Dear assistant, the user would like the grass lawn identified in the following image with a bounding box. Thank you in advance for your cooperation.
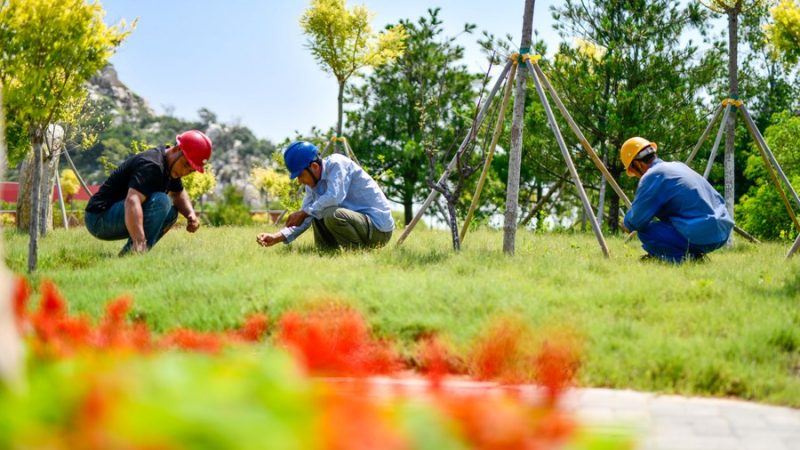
[4,225,800,407]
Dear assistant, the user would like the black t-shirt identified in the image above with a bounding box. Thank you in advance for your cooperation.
[85,147,184,213]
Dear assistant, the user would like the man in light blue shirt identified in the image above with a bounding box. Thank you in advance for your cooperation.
[257,141,394,250]
[620,136,734,263]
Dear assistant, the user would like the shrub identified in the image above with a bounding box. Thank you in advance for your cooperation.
[204,186,253,226]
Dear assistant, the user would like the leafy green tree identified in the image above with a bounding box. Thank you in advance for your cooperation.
[548,0,719,232]
[0,0,132,272]
[346,8,479,225]
[736,111,800,239]
[300,0,406,139]
[699,1,776,229]
[182,169,217,202]
[765,0,800,65]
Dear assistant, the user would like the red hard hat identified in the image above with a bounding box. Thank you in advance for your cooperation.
[176,130,212,173]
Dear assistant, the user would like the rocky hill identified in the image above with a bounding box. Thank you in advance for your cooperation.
[72,64,277,205]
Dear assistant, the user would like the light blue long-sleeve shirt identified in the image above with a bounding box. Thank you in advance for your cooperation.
[623,158,733,246]
[280,154,395,243]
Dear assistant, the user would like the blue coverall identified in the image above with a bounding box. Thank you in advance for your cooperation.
[623,159,734,263]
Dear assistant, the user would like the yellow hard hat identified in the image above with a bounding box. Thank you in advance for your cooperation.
[620,137,657,176]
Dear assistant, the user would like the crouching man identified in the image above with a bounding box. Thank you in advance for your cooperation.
[620,136,733,263]
[85,130,212,255]
[257,141,394,250]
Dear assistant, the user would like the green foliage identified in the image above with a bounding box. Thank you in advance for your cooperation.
[182,167,217,201]
[549,0,719,230]
[204,186,253,227]
[736,111,800,239]
[299,0,406,84]
[250,166,301,211]
[4,228,800,406]
[345,8,479,225]
[299,0,406,135]
[765,0,800,65]
[0,0,134,146]
[59,169,80,198]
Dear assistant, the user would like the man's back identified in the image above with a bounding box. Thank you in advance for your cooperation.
[628,159,733,245]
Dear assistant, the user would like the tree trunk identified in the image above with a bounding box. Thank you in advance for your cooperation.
[596,150,607,225]
[27,130,44,273]
[16,124,64,236]
[336,80,345,153]
[608,163,622,233]
[403,182,414,225]
[724,7,739,246]
[502,0,536,255]
[0,83,24,385]
[38,154,58,236]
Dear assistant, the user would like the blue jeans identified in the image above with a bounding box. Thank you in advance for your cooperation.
[637,221,726,263]
[85,192,178,254]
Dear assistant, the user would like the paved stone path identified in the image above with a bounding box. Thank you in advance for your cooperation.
[562,388,800,450]
[327,377,800,450]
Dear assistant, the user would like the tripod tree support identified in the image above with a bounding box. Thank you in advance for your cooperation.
[703,103,733,179]
[740,104,800,236]
[686,104,723,166]
[395,60,513,247]
[527,56,609,258]
[530,61,631,210]
[460,61,518,244]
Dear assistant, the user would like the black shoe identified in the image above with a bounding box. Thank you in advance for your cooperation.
[688,253,709,263]
[639,254,659,262]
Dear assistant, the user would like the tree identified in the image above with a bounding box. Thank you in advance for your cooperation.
[0,0,133,272]
[736,111,800,238]
[699,1,772,238]
[549,0,719,232]
[345,8,479,225]
[765,0,800,65]
[0,80,24,385]
[299,0,406,140]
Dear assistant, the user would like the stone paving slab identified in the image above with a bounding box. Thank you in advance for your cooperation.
[559,389,800,450]
[323,377,800,450]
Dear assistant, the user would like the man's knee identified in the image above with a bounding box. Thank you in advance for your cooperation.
[321,207,352,228]
[143,192,172,215]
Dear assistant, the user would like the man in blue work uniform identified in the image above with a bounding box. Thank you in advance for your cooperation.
[256,141,394,250]
[620,136,734,263]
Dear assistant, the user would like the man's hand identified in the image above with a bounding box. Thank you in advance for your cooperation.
[256,232,285,247]
[285,211,309,227]
[132,240,148,253]
[186,213,200,233]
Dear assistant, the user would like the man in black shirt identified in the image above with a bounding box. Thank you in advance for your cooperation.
[85,130,212,255]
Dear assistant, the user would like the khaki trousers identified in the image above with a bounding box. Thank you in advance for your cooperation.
[312,207,392,250]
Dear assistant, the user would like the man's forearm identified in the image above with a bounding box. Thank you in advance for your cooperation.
[171,191,195,218]
[124,197,146,246]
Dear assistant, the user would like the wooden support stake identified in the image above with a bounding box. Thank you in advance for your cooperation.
[703,105,731,179]
[460,63,518,243]
[531,61,632,210]
[528,65,609,257]
[740,105,800,232]
[395,60,513,246]
[686,104,724,165]
[53,165,68,230]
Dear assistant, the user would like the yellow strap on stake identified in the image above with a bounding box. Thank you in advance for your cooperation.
[722,98,743,108]
[526,54,542,65]
[509,52,520,65]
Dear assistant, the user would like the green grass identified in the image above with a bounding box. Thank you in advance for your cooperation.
[4,225,800,406]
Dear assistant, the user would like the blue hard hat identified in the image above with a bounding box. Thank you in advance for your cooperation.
[284,141,319,179]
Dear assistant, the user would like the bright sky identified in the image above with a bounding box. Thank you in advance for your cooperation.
[100,0,562,143]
